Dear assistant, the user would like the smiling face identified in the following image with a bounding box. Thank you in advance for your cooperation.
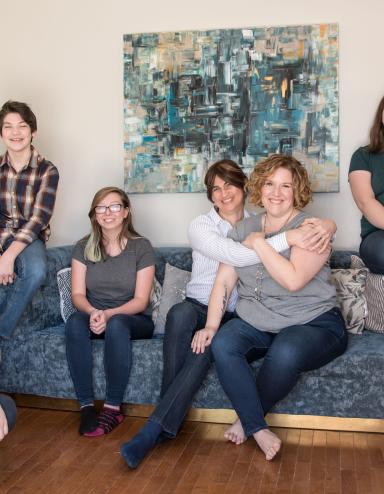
[1,112,35,155]
[211,175,245,218]
[94,192,128,233]
[261,167,295,218]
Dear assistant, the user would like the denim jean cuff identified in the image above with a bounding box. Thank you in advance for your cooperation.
[245,423,269,437]
[149,415,177,438]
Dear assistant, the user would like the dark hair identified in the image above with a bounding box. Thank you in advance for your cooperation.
[204,159,248,203]
[85,186,141,262]
[368,96,384,153]
[247,154,312,209]
[0,100,37,136]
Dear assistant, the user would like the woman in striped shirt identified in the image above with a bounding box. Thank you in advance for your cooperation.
[121,159,334,469]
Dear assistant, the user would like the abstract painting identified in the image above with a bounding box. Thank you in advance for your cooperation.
[123,24,339,193]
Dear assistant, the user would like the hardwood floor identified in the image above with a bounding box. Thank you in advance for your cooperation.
[1,408,384,493]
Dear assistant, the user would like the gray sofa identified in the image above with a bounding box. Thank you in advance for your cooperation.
[1,245,383,430]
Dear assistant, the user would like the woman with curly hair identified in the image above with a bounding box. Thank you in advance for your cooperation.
[192,155,347,460]
[120,158,337,469]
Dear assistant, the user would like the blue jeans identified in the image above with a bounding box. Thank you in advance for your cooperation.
[65,311,154,407]
[151,298,233,436]
[360,230,384,274]
[211,308,348,437]
[0,239,47,338]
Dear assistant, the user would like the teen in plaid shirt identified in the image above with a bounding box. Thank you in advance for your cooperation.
[0,101,59,338]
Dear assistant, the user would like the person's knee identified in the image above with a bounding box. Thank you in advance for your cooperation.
[164,302,196,337]
[25,255,47,286]
[211,331,233,360]
[360,232,384,273]
[265,341,302,373]
[107,314,132,339]
[65,312,88,340]
[31,263,47,286]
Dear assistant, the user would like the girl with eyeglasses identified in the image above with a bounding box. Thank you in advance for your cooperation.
[65,186,155,436]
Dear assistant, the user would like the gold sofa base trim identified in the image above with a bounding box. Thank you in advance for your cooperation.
[12,394,384,433]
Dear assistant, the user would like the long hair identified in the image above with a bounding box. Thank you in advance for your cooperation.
[84,186,141,262]
[247,154,312,209]
[368,96,384,153]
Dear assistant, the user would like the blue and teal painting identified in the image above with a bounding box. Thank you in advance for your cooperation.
[123,24,339,193]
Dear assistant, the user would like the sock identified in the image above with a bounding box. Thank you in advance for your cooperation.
[84,406,124,437]
[79,405,98,435]
[120,420,163,469]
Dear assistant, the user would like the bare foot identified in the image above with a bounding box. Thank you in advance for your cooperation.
[224,419,247,445]
[253,428,282,460]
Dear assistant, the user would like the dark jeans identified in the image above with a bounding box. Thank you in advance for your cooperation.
[151,298,233,436]
[0,238,47,338]
[211,308,348,437]
[360,230,384,274]
[65,311,154,407]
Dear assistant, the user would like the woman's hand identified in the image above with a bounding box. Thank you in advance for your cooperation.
[191,327,217,354]
[242,231,265,250]
[287,218,335,254]
[89,309,107,334]
[0,253,16,286]
[0,406,9,441]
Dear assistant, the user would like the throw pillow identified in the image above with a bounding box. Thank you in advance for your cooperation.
[350,255,384,333]
[57,267,76,323]
[331,267,368,334]
[153,263,191,336]
[150,277,163,324]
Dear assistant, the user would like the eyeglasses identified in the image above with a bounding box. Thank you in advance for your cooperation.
[94,203,124,214]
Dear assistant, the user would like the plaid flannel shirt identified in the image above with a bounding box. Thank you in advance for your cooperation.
[0,147,59,250]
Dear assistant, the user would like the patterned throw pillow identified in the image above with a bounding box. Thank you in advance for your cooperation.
[350,255,384,333]
[330,267,368,334]
[57,267,163,325]
[57,267,76,323]
[150,277,163,325]
[153,263,191,336]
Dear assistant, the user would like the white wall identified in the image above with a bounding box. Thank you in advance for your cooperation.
[1,0,383,249]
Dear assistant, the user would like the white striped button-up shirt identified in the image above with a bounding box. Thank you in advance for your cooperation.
[186,207,289,311]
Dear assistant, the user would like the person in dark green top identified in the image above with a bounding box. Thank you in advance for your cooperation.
[349,95,384,273]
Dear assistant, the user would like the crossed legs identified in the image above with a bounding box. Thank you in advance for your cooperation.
[212,309,347,460]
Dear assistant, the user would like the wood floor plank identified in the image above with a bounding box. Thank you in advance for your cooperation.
[2,408,384,494]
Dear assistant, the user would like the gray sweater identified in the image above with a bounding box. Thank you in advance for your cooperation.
[228,211,336,332]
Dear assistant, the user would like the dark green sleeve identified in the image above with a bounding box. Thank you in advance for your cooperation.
[349,147,371,174]
[136,238,156,271]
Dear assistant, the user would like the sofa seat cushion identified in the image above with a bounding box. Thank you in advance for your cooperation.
[2,327,384,420]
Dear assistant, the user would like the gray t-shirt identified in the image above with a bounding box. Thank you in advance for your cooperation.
[228,211,336,332]
[72,236,155,315]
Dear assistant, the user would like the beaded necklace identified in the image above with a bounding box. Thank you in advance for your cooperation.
[254,209,295,301]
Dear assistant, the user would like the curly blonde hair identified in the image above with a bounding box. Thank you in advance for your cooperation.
[247,154,312,209]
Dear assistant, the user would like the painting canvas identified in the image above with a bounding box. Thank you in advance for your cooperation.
[123,24,339,193]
